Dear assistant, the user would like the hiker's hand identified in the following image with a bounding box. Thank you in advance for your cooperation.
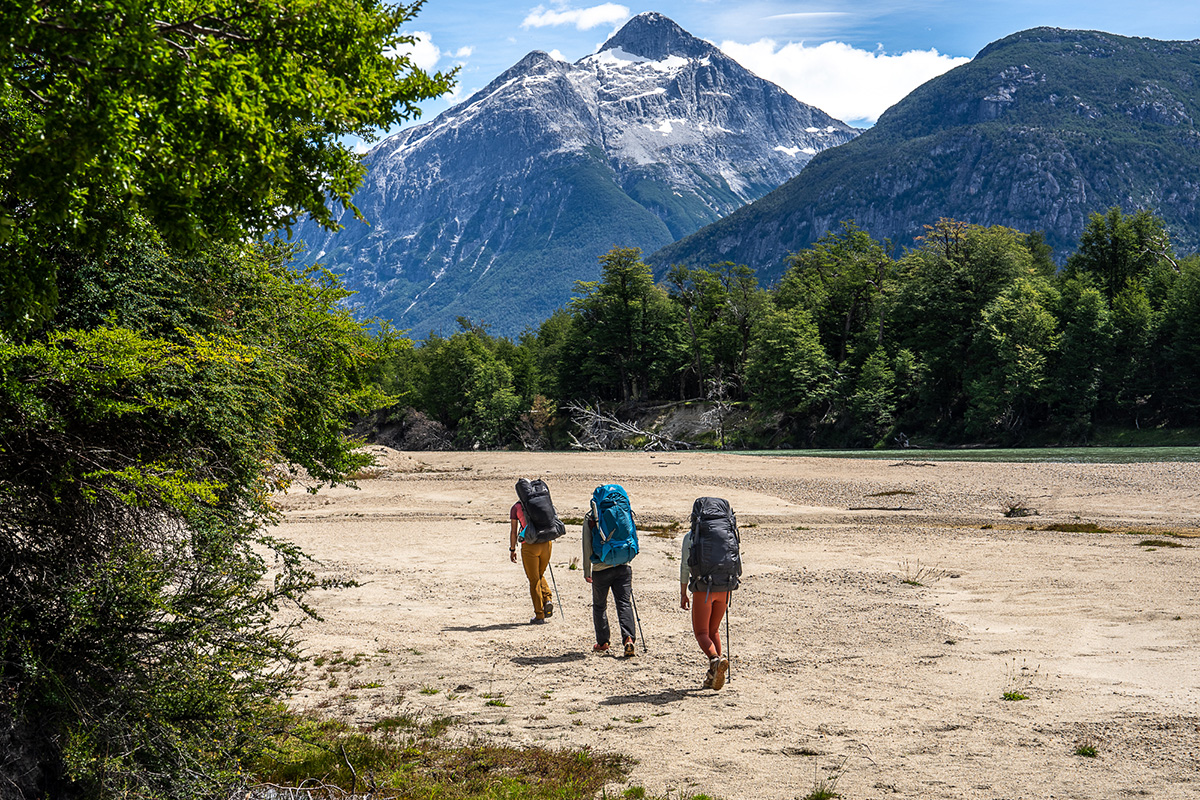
[509,550,517,563]
[585,576,593,584]
[680,593,689,610]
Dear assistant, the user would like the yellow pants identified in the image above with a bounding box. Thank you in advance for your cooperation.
[520,540,553,618]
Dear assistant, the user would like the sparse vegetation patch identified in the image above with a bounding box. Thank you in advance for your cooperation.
[249,710,630,798]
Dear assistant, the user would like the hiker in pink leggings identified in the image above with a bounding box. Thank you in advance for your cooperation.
[679,528,730,690]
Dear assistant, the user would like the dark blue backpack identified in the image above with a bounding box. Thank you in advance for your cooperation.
[589,484,639,566]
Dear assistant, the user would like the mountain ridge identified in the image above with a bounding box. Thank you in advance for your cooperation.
[291,12,856,336]
[650,26,1200,283]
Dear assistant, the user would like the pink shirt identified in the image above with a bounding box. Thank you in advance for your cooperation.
[510,501,526,528]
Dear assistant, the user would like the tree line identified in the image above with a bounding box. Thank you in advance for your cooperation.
[377,208,1200,449]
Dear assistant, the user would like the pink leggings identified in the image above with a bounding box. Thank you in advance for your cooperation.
[690,589,729,658]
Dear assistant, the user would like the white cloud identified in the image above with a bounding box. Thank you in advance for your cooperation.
[548,49,569,62]
[391,31,472,74]
[522,3,630,30]
[718,38,969,126]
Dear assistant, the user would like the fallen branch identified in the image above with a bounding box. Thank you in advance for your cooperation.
[564,403,695,451]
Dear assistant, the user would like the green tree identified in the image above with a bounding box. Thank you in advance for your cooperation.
[777,221,893,367]
[1049,274,1111,438]
[419,329,521,447]
[745,303,834,415]
[1066,207,1176,301]
[1,0,455,333]
[964,277,1061,439]
[1102,281,1158,422]
[531,309,573,403]
[847,347,899,444]
[1,237,391,798]
[563,247,683,403]
[1158,256,1200,423]
[666,261,765,398]
[1,0,450,793]
[887,219,1039,431]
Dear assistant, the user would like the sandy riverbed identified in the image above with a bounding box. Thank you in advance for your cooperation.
[275,449,1200,800]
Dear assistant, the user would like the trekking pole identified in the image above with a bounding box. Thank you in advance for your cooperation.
[547,562,564,619]
[725,597,732,682]
[630,588,647,652]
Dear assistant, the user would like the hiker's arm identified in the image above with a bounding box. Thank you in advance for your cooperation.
[509,518,519,563]
[582,514,594,582]
[680,583,689,610]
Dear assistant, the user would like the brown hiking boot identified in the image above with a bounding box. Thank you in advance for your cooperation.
[624,640,635,658]
[703,656,718,689]
[711,655,729,690]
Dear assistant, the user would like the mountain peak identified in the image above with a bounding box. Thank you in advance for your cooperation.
[600,12,714,60]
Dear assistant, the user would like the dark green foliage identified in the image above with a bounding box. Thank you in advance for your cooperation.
[1,2,448,795]
[1159,256,1200,422]
[560,248,686,403]
[745,303,833,414]
[419,325,523,447]
[667,261,767,399]
[379,208,1200,449]
[777,222,892,367]
[1,238,391,798]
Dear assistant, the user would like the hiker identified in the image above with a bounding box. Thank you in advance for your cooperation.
[510,478,566,624]
[680,497,742,690]
[583,484,640,658]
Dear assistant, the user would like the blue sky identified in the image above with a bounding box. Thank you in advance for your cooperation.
[389,0,1200,134]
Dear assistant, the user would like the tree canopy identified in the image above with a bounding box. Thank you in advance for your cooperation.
[375,209,1200,450]
[1,0,454,334]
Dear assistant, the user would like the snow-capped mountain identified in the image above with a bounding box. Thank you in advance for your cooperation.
[293,12,857,336]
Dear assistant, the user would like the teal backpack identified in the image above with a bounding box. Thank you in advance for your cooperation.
[589,484,639,566]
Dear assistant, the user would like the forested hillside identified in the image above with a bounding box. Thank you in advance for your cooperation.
[651,27,1200,284]
[371,209,1200,449]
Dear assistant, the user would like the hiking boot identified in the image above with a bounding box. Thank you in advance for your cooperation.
[544,602,554,618]
[593,642,610,652]
[530,617,546,625]
[624,640,636,658]
[711,655,729,690]
[703,657,718,689]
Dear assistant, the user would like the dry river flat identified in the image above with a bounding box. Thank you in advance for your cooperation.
[275,449,1200,800]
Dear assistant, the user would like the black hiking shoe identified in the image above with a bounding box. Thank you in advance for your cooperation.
[544,602,554,618]
[624,640,635,658]
[530,617,546,625]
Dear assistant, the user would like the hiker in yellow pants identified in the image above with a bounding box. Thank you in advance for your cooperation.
[510,500,553,623]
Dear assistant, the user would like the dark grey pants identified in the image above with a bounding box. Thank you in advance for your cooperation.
[591,564,635,645]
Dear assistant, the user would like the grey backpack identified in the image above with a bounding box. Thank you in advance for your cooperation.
[687,496,741,592]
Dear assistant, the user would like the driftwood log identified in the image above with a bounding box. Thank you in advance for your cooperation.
[564,403,695,451]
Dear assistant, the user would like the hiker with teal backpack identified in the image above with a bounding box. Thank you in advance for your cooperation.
[680,497,741,690]
[583,484,641,658]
